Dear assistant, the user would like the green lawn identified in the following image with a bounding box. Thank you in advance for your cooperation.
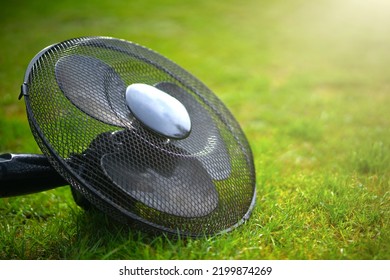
[0,0,389,259]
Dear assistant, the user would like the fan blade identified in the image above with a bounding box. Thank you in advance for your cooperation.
[100,148,219,218]
[155,82,231,180]
[55,54,129,127]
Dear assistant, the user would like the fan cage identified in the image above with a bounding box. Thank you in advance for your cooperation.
[23,36,256,236]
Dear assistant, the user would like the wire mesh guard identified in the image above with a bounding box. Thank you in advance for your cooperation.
[22,37,256,236]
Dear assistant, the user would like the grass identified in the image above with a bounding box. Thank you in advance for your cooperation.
[0,0,389,259]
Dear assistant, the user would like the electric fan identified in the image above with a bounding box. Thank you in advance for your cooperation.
[0,37,256,236]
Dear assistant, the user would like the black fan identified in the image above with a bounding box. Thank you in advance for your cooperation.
[0,37,256,237]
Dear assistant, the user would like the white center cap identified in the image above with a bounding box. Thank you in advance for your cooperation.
[125,83,191,139]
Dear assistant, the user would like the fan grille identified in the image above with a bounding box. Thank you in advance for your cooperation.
[24,37,256,236]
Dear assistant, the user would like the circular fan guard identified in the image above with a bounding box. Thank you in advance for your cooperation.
[22,36,256,236]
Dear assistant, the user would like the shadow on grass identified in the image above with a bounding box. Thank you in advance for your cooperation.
[0,200,190,260]
[58,208,189,260]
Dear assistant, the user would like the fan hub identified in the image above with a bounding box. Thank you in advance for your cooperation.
[125,83,191,139]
